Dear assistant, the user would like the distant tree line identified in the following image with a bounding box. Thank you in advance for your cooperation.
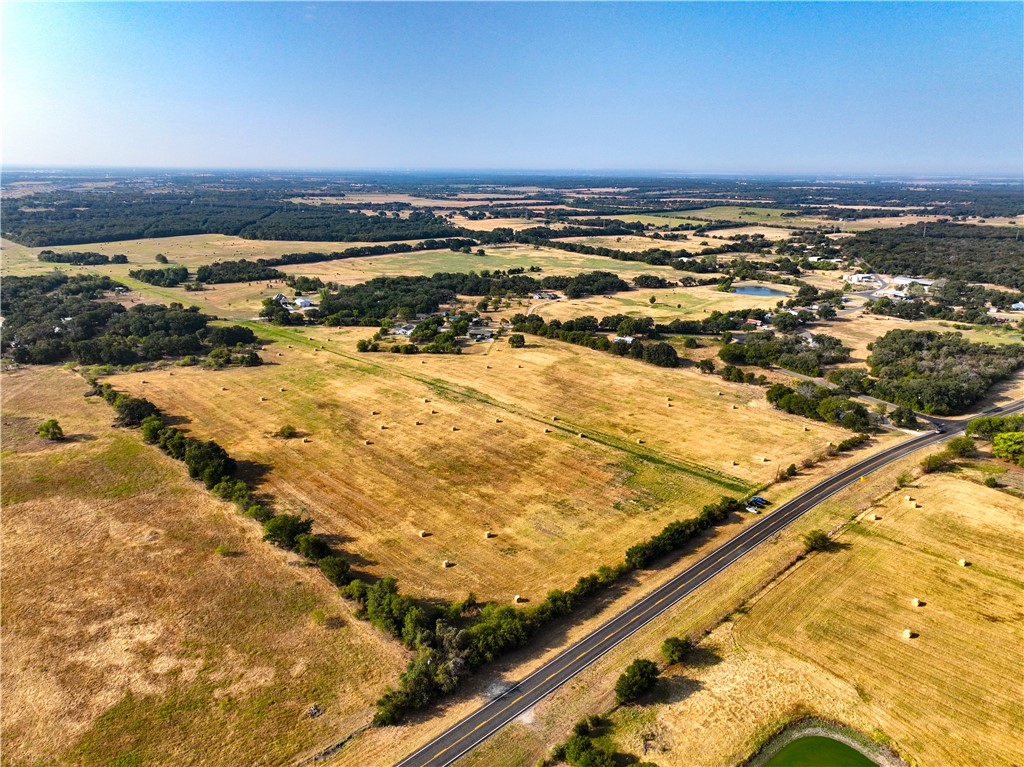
[510,313,681,368]
[719,330,852,377]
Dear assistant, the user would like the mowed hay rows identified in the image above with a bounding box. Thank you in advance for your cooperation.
[100,330,846,603]
[0,366,404,767]
[734,474,1024,767]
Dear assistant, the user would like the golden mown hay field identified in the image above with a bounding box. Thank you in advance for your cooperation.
[0,366,404,767]
[450,216,551,231]
[703,225,797,240]
[442,456,1023,767]
[104,327,851,605]
[532,283,791,325]
[555,234,705,253]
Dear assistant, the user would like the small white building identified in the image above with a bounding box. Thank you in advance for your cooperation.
[611,335,635,344]
[532,291,559,301]
[1011,301,1024,311]
[892,276,934,288]
[395,324,417,337]
[293,297,314,308]
[845,274,877,284]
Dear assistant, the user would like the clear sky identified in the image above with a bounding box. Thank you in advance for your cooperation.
[2,2,1021,175]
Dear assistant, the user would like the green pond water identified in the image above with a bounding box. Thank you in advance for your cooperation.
[764,735,878,767]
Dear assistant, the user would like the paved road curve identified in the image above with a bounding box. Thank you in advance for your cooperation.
[396,400,1024,767]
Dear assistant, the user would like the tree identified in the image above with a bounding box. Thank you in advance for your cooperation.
[920,451,951,473]
[649,295,657,305]
[614,658,660,704]
[697,358,715,374]
[660,636,692,665]
[262,514,313,550]
[295,533,331,561]
[276,424,299,439]
[946,436,977,458]
[993,432,1024,466]
[36,419,64,440]
[802,529,831,553]
[890,404,917,427]
[508,333,525,348]
[319,555,352,586]
[155,254,168,264]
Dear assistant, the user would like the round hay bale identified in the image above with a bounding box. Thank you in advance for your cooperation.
[904,495,912,501]
[141,380,148,384]
[902,628,913,639]
[278,352,284,357]
[486,365,491,369]
[280,388,286,392]
[495,418,502,423]
[421,360,426,365]
[518,365,523,368]
[308,337,314,341]
[513,594,522,604]
[431,409,438,414]
[637,438,644,444]
[578,433,586,439]
[418,530,428,538]
[552,416,559,421]
[732,404,738,409]
[415,421,423,426]
[260,396,267,402]
[451,426,458,432]
[379,425,386,430]
[804,426,810,431]
[667,403,673,407]
[442,559,452,568]
[958,558,968,567]
[221,386,227,391]
[484,530,494,539]
[363,440,372,445]
[732,460,738,466]
[911,597,921,607]
[717,392,723,396]
[371,410,380,415]
[866,513,876,521]
[302,438,311,443]
[424,398,430,403]
[544,428,552,433]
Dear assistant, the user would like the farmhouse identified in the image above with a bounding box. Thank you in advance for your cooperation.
[845,274,877,285]
[272,293,289,304]
[878,288,910,301]
[611,335,635,344]
[467,327,494,341]
[1011,301,1024,311]
[744,318,763,327]
[395,324,417,337]
[532,291,559,300]
[293,297,314,308]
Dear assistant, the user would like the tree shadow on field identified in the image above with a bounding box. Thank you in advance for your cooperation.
[162,413,192,427]
[319,533,378,569]
[234,459,272,485]
[656,674,704,705]
[686,644,724,669]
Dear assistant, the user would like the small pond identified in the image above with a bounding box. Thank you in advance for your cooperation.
[733,285,789,297]
[764,735,878,767]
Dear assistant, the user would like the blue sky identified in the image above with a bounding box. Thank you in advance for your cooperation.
[2,2,1021,175]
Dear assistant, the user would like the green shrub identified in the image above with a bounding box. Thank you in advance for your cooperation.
[803,529,831,552]
[614,658,660,705]
[36,419,64,440]
[660,636,692,665]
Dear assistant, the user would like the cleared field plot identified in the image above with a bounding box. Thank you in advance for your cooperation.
[104,327,848,605]
[684,206,823,228]
[582,214,708,228]
[533,283,791,325]
[0,366,403,767]
[703,225,798,241]
[0,234,427,276]
[450,216,548,232]
[557,234,706,253]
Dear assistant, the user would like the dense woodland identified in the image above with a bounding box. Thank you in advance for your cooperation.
[1,273,261,366]
[843,223,1024,291]
[864,329,1024,414]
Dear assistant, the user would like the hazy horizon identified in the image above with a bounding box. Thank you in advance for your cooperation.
[3,2,1022,176]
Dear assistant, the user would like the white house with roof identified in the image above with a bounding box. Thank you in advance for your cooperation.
[611,335,635,344]
[1011,301,1024,311]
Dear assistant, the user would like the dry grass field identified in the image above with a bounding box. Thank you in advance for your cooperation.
[450,216,551,231]
[556,234,707,253]
[1,366,405,767]
[103,326,850,605]
[682,206,821,228]
[437,454,1024,767]
[533,283,792,325]
[582,214,708,228]
[703,225,797,240]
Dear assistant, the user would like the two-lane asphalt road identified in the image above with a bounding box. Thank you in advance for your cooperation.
[395,399,1024,767]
